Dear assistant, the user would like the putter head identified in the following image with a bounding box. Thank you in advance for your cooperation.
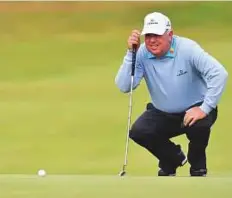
[119,170,126,177]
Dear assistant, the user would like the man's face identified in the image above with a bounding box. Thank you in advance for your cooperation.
[144,30,173,57]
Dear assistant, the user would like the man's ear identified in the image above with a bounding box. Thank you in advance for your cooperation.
[168,30,173,37]
[168,30,173,42]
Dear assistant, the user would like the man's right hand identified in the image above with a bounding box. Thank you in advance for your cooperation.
[127,30,141,51]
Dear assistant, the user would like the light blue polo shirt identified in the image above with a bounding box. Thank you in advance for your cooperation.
[115,35,228,114]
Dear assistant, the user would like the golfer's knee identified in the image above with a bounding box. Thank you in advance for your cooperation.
[129,122,143,142]
[129,122,157,145]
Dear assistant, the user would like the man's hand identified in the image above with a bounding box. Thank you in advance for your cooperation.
[128,30,141,51]
[183,107,207,127]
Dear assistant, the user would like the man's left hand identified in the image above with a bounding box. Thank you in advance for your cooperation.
[183,107,207,127]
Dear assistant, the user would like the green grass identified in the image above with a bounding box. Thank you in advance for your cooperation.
[1,175,232,198]
[0,1,231,178]
[0,175,232,198]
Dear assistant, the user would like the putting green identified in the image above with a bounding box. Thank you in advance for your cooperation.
[0,175,232,198]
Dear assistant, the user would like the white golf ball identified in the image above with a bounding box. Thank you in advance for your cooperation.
[37,169,46,177]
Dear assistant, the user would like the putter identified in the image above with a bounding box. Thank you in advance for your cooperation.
[119,44,137,177]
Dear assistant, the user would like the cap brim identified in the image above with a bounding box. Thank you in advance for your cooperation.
[141,27,166,36]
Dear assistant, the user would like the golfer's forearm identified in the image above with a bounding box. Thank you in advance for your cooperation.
[190,42,229,114]
[197,54,228,114]
[115,70,131,93]
[200,68,228,114]
[115,63,133,93]
[115,51,142,93]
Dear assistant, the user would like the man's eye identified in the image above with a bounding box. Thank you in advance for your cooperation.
[146,34,159,38]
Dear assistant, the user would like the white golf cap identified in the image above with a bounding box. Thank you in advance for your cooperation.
[141,12,172,35]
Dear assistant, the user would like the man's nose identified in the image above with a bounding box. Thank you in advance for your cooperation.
[149,36,157,42]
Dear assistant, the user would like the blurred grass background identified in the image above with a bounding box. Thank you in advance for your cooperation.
[0,1,231,176]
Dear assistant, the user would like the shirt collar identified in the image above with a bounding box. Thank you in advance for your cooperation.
[146,36,176,59]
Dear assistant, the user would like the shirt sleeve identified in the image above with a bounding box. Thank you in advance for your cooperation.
[115,50,144,93]
[190,42,228,114]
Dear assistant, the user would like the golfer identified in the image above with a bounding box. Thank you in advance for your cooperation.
[115,12,228,176]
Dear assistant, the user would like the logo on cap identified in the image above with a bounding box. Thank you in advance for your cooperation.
[147,18,158,25]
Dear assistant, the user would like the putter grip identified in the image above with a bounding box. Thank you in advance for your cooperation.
[131,44,137,76]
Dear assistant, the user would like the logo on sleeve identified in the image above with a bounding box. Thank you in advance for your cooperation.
[177,70,188,76]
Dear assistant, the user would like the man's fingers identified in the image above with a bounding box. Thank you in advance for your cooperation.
[132,32,140,37]
[183,107,205,127]
[128,30,141,50]
[129,36,139,43]
[183,114,188,125]
[189,118,197,127]
[128,37,140,49]
[132,30,141,36]
[184,115,194,126]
